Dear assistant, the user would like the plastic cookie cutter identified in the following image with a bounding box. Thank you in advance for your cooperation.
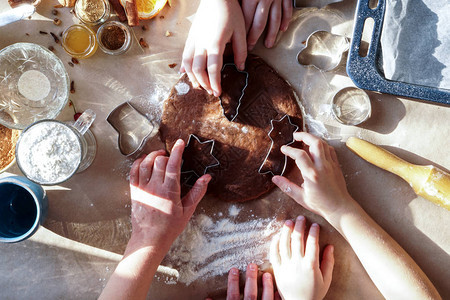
[107,101,157,156]
[297,30,350,72]
[259,115,299,176]
[219,63,249,122]
[181,134,220,179]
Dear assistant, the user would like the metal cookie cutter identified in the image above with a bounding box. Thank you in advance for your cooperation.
[297,30,350,72]
[219,63,249,122]
[259,115,299,176]
[181,134,220,179]
[107,101,157,156]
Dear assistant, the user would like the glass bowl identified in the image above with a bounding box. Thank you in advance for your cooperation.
[0,43,70,130]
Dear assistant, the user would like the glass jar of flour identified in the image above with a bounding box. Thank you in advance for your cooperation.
[15,110,97,185]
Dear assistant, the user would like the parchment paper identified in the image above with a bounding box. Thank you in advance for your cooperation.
[381,0,450,90]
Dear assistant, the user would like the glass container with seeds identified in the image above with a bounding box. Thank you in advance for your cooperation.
[62,24,98,59]
[75,0,110,26]
[96,21,131,55]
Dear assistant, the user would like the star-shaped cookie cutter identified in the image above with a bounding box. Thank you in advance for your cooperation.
[219,63,249,122]
[181,134,220,179]
[258,115,300,176]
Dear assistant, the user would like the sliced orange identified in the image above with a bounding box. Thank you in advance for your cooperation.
[120,0,167,20]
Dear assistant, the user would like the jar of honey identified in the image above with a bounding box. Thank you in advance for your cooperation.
[61,24,98,59]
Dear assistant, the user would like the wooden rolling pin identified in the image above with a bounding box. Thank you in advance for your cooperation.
[346,137,450,210]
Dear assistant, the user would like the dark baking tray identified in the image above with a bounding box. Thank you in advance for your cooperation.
[346,0,450,105]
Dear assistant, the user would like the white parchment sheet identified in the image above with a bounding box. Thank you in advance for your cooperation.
[380,0,450,90]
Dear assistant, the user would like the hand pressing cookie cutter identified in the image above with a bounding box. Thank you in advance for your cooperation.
[258,115,299,176]
[219,63,249,122]
[181,134,220,179]
[107,101,156,156]
[297,30,350,72]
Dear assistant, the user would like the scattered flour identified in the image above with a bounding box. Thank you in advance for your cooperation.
[304,114,330,139]
[17,121,81,184]
[163,213,282,285]
[175,82,190,95]
[228,205,241,217]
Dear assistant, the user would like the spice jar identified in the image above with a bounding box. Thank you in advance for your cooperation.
[62,24,98,59]
[97,21,131,55]
[75,0,110,26]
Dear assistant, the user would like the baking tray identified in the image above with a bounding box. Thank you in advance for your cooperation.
[346,0,450,105]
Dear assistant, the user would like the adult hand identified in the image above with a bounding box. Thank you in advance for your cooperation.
[270,216,334,300]
[206,263,279,300]
[242,0,293,50]
[129,139,211,252]
[181,0,247,97]
[272,132,354,220]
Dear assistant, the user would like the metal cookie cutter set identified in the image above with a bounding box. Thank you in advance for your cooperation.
[107,101,158,156]
[259,115,299,176]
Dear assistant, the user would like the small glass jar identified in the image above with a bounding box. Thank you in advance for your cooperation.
[97,21,132,55]
[62,24,98,59]
[331,87,371,126]
[75,0,110,26]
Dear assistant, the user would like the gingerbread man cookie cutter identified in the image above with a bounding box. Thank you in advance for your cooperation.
[219,63,249,122]
[258,115,300,176]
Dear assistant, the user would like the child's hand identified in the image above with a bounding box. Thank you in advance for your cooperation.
[181,0,247,97]
[272,132,355,220]
[270,216,334,300]
[241,0,293,50]
[206,263,278,300]
[128,139,211,252]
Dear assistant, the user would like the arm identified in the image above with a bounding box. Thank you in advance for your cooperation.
[272,132,442,300]
[99,140,211,300]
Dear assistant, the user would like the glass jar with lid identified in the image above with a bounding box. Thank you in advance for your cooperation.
[75,0,110,26]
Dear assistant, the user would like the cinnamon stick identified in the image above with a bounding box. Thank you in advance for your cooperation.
[125,0,139,26]
[108,0,127,22]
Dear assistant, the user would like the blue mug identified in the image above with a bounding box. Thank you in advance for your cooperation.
[0,176,48,243]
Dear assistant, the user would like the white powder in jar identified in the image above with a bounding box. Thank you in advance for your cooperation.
[17,70,51,101]
[17,121,82,184]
